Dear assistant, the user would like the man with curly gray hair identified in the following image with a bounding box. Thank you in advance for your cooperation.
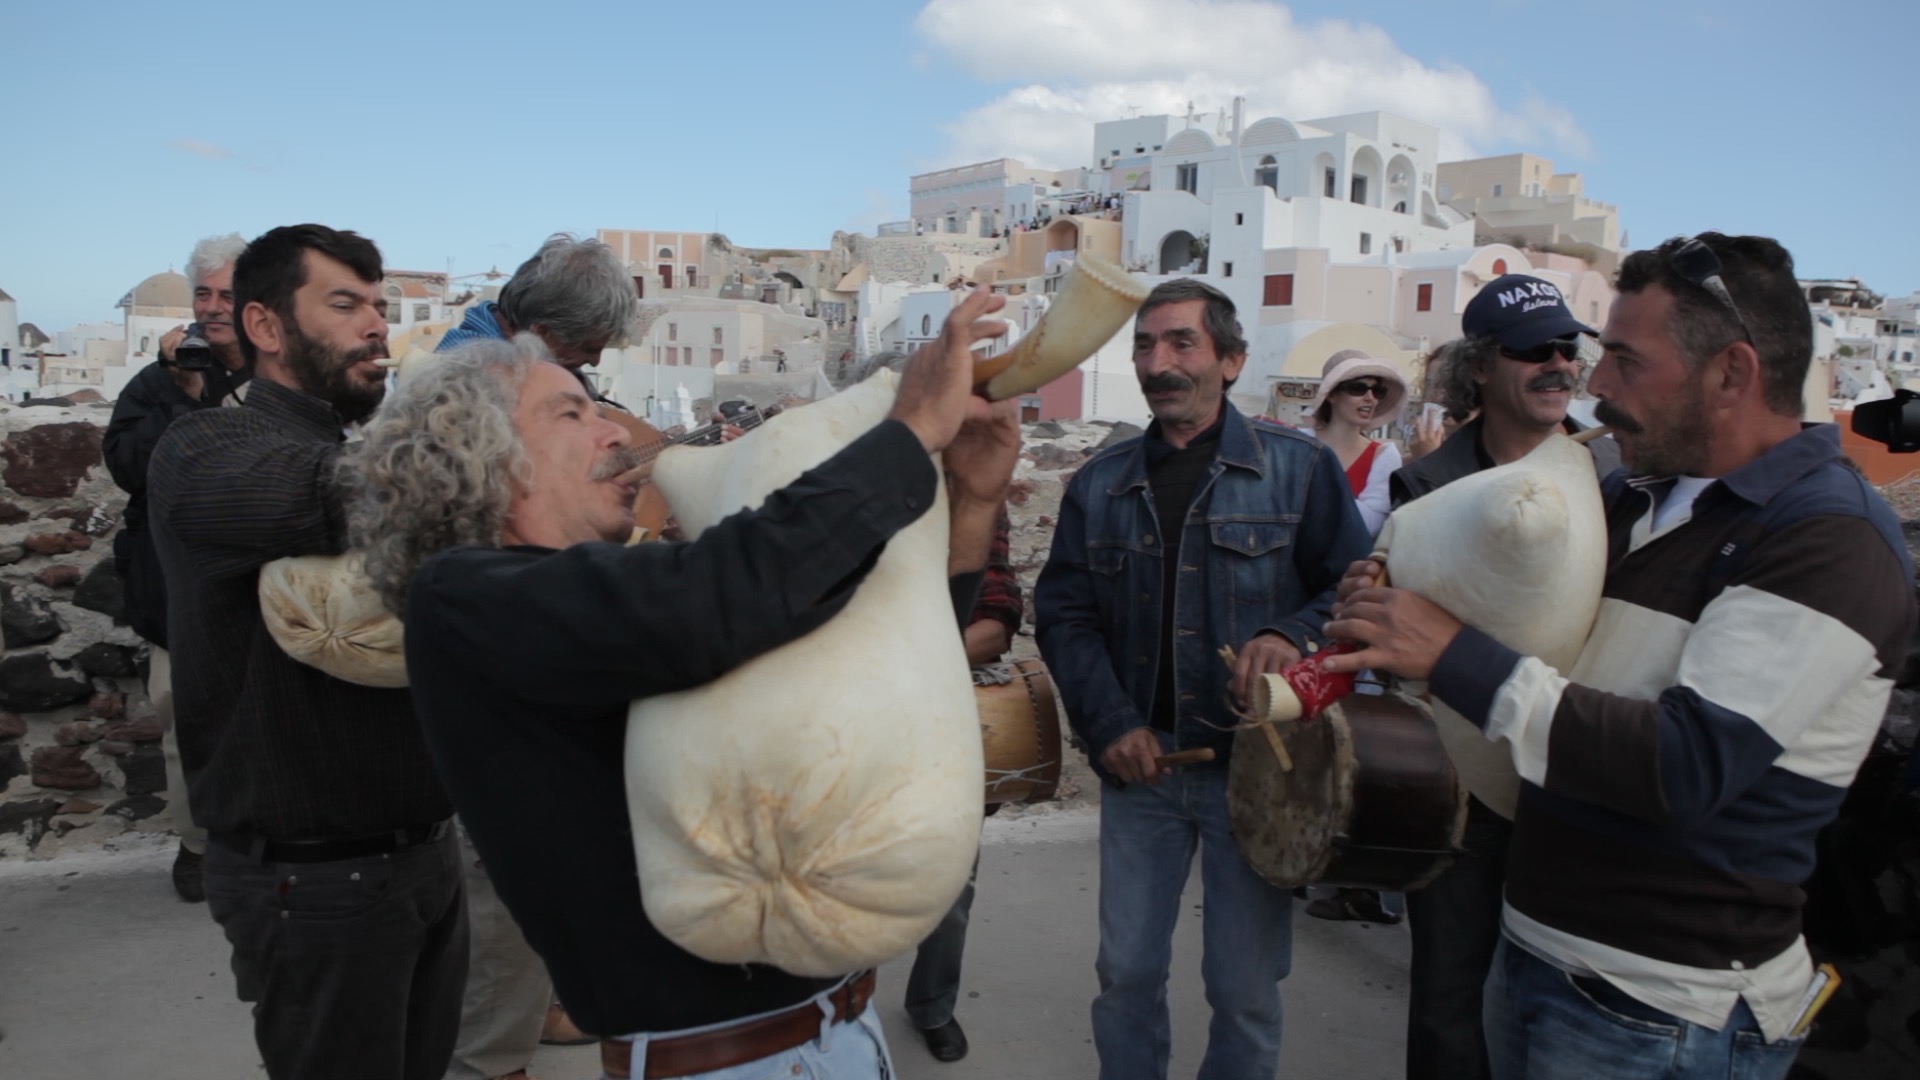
[421,233,644,1075]
[345,291,1019,1079]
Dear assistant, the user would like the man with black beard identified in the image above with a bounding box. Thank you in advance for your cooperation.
[148,225,467,1080]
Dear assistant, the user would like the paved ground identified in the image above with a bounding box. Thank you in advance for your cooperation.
[0,808,1409,1079]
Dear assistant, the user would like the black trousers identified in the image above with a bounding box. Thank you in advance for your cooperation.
[905,855,980,1030]
[204,827,469,1080]
[1405,797,1512,1080]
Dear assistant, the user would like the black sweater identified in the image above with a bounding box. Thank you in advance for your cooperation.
[404,418,980,1036]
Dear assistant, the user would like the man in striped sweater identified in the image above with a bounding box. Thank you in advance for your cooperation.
[1326,232,1914,1080]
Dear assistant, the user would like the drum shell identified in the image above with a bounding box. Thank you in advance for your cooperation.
[1227,692,1467,891]
[976,660,1064,805]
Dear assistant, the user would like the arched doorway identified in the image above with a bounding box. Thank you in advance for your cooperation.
[1158,230,1197,273]
[1044,218,1080,253]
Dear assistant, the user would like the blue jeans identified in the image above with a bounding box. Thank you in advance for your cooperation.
[605,1002,894,1080]
[1093,754,1294,1080]
[1484,937,1806,1080]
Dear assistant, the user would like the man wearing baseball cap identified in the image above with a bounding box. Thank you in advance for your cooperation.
[1387,273,1619,1080]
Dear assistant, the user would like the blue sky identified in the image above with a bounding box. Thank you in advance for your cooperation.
[3,0,1915,332]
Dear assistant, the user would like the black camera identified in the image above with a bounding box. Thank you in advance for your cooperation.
[1851,389,1920,453]
[168,323,215,371]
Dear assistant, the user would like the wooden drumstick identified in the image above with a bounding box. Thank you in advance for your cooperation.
[1155,748,1216,768]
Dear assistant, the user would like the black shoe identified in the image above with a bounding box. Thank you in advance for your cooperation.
[172,845,205,903]
[1305,888,1401,925]
[920,1018,969,1063]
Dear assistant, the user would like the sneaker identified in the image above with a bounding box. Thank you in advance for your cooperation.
[172,845,205,903]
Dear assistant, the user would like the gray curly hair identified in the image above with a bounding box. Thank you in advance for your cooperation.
[343,335,546,615]
[1428,335,1500,422]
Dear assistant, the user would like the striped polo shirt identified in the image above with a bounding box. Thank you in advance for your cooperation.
[1430,423,1914,1041]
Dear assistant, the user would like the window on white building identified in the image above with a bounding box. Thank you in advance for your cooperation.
[1176,164,1198,194]
[1493,183,1503,196]
[1324,168,1337,198]
[1263,274,1294,307]
[1235,212,1244,225]
[921,315,932,336]
[1222,262,1233,278]
[1359,233,1372,255]
[1417,283,1433,312]
[668,323,678,341]
[712,327,723,345]
[1254,155,1278,192]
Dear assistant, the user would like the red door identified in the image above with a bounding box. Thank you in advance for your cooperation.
[659,264,674,289]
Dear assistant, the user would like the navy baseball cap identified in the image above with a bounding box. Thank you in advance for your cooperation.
[1462,274,1596,350]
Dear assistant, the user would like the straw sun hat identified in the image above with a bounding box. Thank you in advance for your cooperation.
[1310,350,1408,430]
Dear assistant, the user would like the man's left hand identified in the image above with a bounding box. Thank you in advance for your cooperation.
[1322,587,1464,681]
[944,397,1021,507]
[1231,633,1302,710]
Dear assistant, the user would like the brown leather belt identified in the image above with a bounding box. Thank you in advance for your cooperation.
[600,970,877,1079]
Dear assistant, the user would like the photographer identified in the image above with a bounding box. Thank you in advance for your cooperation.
[103,232,252,903]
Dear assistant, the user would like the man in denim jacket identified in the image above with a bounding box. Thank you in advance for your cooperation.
[1036,279,1371,1080]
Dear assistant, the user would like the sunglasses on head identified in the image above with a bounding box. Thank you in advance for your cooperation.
[1336,379,1388,399]
[1500,337,1582,364]
[1669,236,1755,344]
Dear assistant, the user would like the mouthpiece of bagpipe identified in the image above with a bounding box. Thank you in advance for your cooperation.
[968,254,1151,401]
[374,349,437,383]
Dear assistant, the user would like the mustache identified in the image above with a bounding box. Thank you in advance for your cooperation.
[590,446,647,481]
[1142,372,1195,394]
[1593,400,1642,434]
[1528,371,1576,392]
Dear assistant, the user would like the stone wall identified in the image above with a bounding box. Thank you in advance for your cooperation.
[852,234,1005,287]
[0,401,159,860]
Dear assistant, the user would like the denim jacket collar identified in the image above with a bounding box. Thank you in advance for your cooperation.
[1109,401,1265,496]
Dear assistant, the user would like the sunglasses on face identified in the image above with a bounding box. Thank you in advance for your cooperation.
[1669,237,1756,344]
[1500,337,1582,364]
[1336,379,1387,399]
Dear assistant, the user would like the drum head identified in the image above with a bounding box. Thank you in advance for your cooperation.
[1227,692,1468,892]
[1226,703,1356,889]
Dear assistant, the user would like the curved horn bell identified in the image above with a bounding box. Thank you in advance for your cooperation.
[970,254,1150,401]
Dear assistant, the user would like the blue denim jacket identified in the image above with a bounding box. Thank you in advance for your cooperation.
[1035,403,1371,779]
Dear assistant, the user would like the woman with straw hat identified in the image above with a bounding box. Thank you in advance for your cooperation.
[1305,350,1409,537]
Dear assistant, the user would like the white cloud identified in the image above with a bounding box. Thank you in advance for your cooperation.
[843,188,909,235]
[171,138,233,161]
[913,0,1590,168]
